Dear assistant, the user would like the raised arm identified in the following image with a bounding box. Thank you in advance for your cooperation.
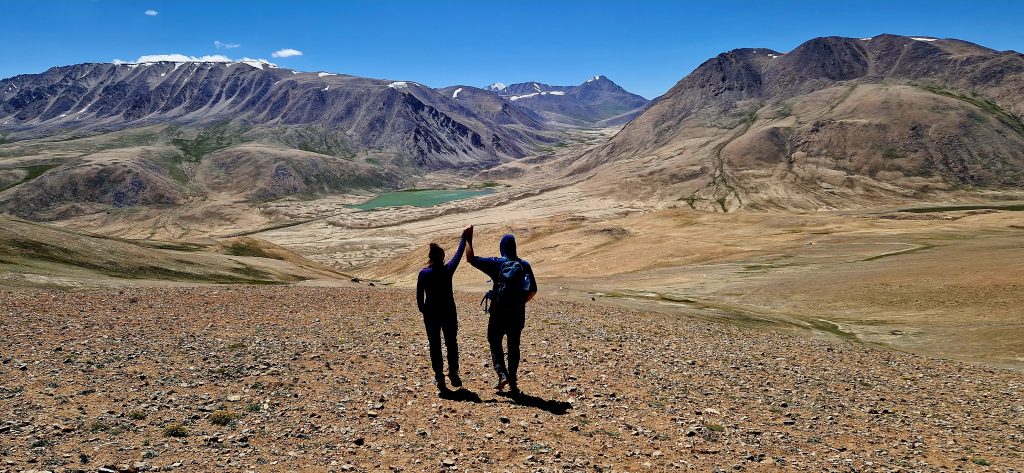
[446,236,466,273]
[464,226,475,261]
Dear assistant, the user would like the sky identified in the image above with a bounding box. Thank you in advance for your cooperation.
[1,0,1023,99]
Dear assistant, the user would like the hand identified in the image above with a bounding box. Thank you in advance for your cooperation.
[462,225,474,241]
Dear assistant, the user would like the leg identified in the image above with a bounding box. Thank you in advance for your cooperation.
[422,314,445,387]
[506,308,526,390]
[441,311,461,386]
[487,313,507,376]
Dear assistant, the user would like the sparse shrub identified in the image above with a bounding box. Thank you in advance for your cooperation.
[127,409,147,420]
[972,458,991,466]
[162,423,188,438]
[208,410,239,426]
[87,420,110,433]
[705,423,725,432]
[595,428,620,438]
[245,403,261,413]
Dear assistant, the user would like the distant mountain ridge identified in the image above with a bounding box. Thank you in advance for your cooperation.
[0,61,564,224]
[0,61,554,169]
[483,76,649,127]
[571,34,1024,210]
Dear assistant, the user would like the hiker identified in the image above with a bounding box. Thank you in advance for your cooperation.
[466,229,537,395]
[416,226,473,392]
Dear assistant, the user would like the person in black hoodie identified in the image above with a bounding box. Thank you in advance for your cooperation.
[466,230,537,395]
[416,226,472,391]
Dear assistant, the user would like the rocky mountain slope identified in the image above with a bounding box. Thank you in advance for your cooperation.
[0,62,553,168]
[571,34,1024,210]
[1,286,1021,471]
[436,85,549,131]
[0,61,563,225]
[485,76,649,127]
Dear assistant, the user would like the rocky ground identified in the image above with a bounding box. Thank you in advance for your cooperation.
[1,286,1022,472]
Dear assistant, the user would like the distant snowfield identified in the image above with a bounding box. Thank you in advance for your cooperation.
[509,90,565,101]
[388,81,409,89]
[452,87,463,99]
[111,54,278,70]
[911,37,938,42]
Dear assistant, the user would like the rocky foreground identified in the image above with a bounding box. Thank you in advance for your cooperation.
[1,287,1021,472]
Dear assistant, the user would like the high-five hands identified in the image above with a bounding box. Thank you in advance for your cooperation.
[462,225,474,242]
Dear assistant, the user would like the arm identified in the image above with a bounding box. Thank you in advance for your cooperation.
[463,227,503,278]
[446,235,466,273]
[525,262,538,303]
[416,270,427,313]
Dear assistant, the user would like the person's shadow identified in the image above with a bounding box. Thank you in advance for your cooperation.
[438,388,487,403]
[497,391,573,415]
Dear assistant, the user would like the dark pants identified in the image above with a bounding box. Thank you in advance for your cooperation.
[488,305,526,382]
[423,310,459,379]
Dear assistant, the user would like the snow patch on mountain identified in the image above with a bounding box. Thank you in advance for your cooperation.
[111,54,278,69]
[508,91,566,101]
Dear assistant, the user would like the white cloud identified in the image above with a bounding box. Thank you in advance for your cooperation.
[144,9,158,16]
[214,40,241,49]
[110,53,277,68]
[271,48,303,58]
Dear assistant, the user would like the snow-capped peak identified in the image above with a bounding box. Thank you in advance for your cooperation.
[111,54,278,69]
[483,82,507,92]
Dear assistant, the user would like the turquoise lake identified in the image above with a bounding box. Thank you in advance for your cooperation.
[348,188,494,210]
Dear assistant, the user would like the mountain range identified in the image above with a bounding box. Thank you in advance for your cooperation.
[2,33,1023,227]
[0,62,554,169]
[483,76,650,126]
[570,34,1024,210]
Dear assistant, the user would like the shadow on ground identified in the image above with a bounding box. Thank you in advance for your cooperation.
[437,388,572,415]
[498,391,573,415]
[439,388,489,403]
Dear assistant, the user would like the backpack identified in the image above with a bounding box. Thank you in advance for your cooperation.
[482,259,531,312]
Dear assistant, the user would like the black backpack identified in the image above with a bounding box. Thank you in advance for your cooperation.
[482,259,530,311]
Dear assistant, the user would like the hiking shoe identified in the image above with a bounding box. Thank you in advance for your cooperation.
[494,372,509,391]
[449,373,463,388]
[435,375,448,392]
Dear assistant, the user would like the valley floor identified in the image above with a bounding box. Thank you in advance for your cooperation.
[1,287,1022,472]
[257,190,1024,370]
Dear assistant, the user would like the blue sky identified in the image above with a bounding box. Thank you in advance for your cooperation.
[2,0,1023,99]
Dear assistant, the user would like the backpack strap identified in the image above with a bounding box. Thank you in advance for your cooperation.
[480,290,492,313]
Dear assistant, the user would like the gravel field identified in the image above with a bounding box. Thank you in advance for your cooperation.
[1,286,1022,472]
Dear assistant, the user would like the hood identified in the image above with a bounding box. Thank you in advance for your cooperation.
[499,234,518,259]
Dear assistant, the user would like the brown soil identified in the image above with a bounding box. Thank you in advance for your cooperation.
[2,286,1022,472]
